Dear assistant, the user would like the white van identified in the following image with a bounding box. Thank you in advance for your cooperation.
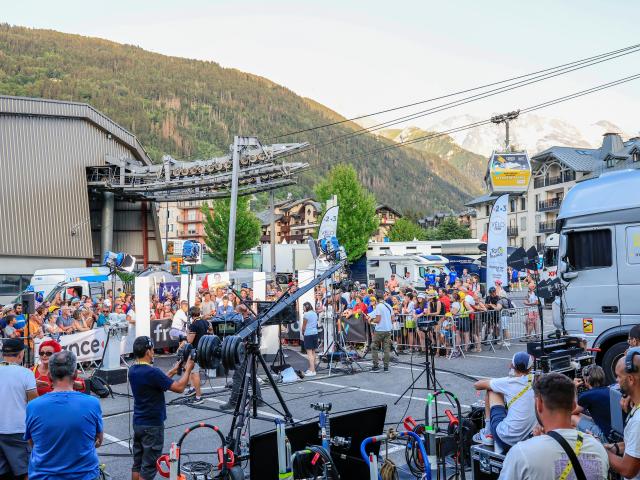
[367,254,449,291]
[29,267,112,303]
[557,169,640,381]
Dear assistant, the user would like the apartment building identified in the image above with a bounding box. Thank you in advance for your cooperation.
[373,205,402,242]
[467,133,640,251]
[258,198,321,243]
[157,201,207,248]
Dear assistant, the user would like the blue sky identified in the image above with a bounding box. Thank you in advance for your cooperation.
[3,0,639,135]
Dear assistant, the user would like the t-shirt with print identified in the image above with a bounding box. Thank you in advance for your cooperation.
[499,428,608,480]
[623,407,640,480]
[489,375,537,446]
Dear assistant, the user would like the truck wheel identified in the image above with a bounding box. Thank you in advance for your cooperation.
[601,340,627,384]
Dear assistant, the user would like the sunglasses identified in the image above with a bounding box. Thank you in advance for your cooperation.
[40,351,54,357]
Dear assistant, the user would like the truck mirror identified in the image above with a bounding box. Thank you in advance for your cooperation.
[561,271,578,281]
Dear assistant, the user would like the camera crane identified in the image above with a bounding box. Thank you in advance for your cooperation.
[191,259,346,456]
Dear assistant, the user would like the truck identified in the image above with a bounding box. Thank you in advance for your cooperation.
[28,267,114,304]
[366,254,450,291]
[556,168,640,382]
[540,233,559,281]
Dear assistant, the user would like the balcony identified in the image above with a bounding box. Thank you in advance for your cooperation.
[537,221,556,234]
[537,198,562,212]
[533,171,576,189]
[178,228,204,238]
[177,213,204,223]
[507,226,518,237]
[177,201,202,209]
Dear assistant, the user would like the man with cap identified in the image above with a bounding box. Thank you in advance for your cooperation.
[0,338,38,479]
[472,352,537,453]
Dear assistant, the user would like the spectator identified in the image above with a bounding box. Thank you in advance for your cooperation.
[169,300,189,341]
[0,338,38,480]
[158,304,173,320]
[200,291,216,319]
[605,354,640,479]
[301,301,319,377]
[473,352,537,453]
[524,283,540,340]
[71,310,90,332]
[13,303,26,331]
[128,336,195,480]
[184,307,209,404]
[56,306,75,334]
[25,350,103,480]
[485,287,511,347]
[571,365,611,442]
[216,295,234,316]
[388,274,399,293]
[3,314,19,338]
[499,372,608,480]
[628,325,640,349]
[43,313,62,339]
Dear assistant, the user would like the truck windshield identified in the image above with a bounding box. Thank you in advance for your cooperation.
[44,284,64,303]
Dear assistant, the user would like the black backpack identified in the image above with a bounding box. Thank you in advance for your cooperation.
[87,375,113,398]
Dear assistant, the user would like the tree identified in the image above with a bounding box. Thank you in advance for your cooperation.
[388,218,428,242]
[314,164,379,262]
[429,217,472,240]
[201,196,261,268]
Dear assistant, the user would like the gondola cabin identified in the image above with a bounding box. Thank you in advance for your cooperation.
[485,151,532,194]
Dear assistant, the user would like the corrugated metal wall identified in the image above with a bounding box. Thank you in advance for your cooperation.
[0,113,162,263]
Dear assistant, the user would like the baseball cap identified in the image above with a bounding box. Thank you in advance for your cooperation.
[241,283,249,289]
[1,338,25,354]
[495,280,503,286]
[489,286,497,293]
[417,293,426,299]
[512,352,534,372]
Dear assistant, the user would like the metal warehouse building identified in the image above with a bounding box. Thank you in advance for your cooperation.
[0,95,163,300]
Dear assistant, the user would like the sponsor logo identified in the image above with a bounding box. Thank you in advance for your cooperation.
[489,247,505,258]
[62,338,101,357]
[582,318,593,334]
[490,220,506,231]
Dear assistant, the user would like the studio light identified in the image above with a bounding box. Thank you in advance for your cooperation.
[102,251,136,272]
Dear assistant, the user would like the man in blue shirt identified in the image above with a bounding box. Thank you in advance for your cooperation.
[25,349,102,480]
[13,303,26,330]
[129,336,195,480]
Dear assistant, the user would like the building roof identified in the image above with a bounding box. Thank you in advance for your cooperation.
[275,197,321,212]
[376,204,402,217]
[0,95,152,165]
[464,194,498,207]
[531,146,600,172]
[256,210,283,226]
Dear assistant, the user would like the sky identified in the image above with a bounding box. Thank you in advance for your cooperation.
[3,0,640,137]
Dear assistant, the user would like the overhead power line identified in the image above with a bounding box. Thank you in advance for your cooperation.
[275,42,640,138]
[276,45,640,160]
[308,72,640,169]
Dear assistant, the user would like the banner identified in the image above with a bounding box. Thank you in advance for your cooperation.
[150,319,180,349]
[488,152,531,193]
[34,328,134,363]
[159,282,180,301]
[317,205,339,240]
[342,316,368,343]
[487,194,509,289]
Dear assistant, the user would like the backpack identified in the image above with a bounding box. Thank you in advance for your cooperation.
[87,375,113,398]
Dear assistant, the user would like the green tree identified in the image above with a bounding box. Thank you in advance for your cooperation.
[201,196,261,267]
[314,164,379,262]
[388,218,429,241]
[430,217,472,240]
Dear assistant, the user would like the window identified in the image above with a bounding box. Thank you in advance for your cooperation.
[485,205,490,216]
[510,199,516,212]
[520,238,525,248]
[0,274,32,297]
[633,151,640,163]
[565,229,612,270]
[390,264,397,274]
[606,157,616,168]
[520,216,527,232]
[187,210,196,221]
[169,224,174,232]
[520,197,526,211]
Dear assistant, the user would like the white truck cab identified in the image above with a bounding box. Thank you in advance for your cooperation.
[557,169,640,381]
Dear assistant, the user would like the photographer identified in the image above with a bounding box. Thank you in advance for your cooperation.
[571,365,611,443]
[500,373,608,480]
[605,355,640,479]
[129,336,195,480]
[184,306,209,405]
[169,300,189,341]
[25,350,103,480]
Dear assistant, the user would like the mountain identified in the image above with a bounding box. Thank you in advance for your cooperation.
[0,24,480,214]
[426,113,632,157]
[378,126,487,192]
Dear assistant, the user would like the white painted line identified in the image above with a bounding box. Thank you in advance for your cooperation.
[308,380,470,408]
[205,397,300,422]
[465,354,513,360]
[102,433,130,450]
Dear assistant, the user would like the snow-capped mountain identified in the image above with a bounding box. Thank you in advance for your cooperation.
[424,114,633,157]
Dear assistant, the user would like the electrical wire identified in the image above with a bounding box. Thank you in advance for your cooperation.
[304,71,640,171]
[274,41,640,138]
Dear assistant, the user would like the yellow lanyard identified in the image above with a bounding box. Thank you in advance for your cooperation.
[135,361,152,366]
[558,433,583,480]
[507,374,533,408]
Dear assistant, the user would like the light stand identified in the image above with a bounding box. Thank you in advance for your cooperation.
[394,323,438,405]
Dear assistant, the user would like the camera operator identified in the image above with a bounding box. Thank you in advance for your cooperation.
[473,352,537,452]
[500,372,609,480]
[129,336,195,480]
[606,355,640,479]
[25,350,104,480]
[571,365,611,443]
[169,300,189,341]
[0,339,38,480]
[184,306,209,405]
[220,304,263,411]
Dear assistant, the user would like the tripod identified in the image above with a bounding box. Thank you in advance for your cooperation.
[394,324,438,405]
[320,312,363,375]
[270,324,290,374]
[227,325,294,455]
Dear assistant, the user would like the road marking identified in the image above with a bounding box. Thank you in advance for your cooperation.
[308,380,470,408]
[205,397,300,422]
[465,354,513,360]
[102,433,130,450]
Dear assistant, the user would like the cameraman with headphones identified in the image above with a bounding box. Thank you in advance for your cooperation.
[184,306,211,405]
[606,349,640,479]
[129,336,195,480]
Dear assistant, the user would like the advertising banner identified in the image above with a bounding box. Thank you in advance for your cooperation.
[34,327,134,363]
[317,205,339,240]
[487,194,509,289]
[150,319,179,349]
[159,282,180,302]
[488,152,531,193]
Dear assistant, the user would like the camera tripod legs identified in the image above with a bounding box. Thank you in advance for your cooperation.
[393,331,438,405]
